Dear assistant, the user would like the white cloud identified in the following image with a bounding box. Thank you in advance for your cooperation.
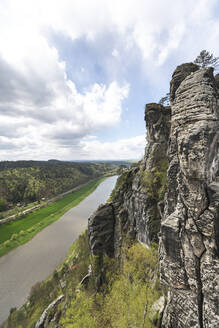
[0,0,132,160]
[0,0,219,159]
[80,135,146,160]
[0,72,129,159]
[0,134,145,161]
[112,49,119,57]
[1,0,218,67]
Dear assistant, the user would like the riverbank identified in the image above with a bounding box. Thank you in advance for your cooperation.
[0,176,117,324]
[0,177,104,226]
[0,177,106,257]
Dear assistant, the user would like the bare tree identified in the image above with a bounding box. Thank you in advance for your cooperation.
[194,50,219,68]
[159,93,170,106]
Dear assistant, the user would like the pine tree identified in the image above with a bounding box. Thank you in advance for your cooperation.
[194,50,219,68]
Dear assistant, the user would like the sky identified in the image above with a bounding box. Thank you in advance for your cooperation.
[0,0,219,161]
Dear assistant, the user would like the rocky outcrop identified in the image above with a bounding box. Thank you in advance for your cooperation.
[88,63,219,327]
[88,103,171,260]
[170,63,199,102]
[35,295,64,328]
[144,103,171,170]
[160,67,219,327]
[214,73,219,89]
[88,203,115,257]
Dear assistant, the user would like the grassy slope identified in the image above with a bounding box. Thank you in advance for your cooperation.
[0,178,105,257]
[3,231,163,328]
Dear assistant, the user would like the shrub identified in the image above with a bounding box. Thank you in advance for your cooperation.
[10,307,17,314]
[60,292,97,328]
[11,233,18,241]
[98,243,161,328]
[27,227,35,233]
[141,159,168,201]
[29,281,41,304]
[0,197,8,211]
[4,240,10,247]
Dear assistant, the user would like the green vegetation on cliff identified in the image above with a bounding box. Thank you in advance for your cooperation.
[0,178,105,257]
[141,159,168,200]
[2,231,163,328]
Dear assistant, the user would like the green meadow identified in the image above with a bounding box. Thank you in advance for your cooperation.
[0,178,105,257]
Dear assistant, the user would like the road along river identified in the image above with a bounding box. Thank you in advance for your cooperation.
[0,176,117,324]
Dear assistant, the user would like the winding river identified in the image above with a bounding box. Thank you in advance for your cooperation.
[0,176,117,323]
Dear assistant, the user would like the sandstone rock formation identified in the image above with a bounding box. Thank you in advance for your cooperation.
[88,63,219,328]
[88,203,115,257]
[88,103,171,262]
[35,295,64,328]
[160,67,219,328]
[214,73,219,89]
[170,63,199,102]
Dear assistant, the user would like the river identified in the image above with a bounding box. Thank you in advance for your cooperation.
[0,176,117,324]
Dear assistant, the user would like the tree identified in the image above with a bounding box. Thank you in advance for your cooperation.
[194,50,219,68]
[0,197,8,211]
[159,92,170,106]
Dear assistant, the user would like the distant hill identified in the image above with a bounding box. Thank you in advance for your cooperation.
[0,161,116,210]
[71,160,132,167]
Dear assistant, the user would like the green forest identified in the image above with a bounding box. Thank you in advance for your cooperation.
[0,161,116,212]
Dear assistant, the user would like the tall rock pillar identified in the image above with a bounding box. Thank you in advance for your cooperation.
[160,66,219,328]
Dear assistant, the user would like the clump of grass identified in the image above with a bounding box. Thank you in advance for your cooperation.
[4,240,10,247]
[11,233,18,241]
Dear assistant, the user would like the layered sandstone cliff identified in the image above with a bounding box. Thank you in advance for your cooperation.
[160,66,219,328]
[88,63,219,327]
[88,102,170,260]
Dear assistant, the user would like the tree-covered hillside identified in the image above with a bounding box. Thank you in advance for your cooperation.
[0,161,116,211]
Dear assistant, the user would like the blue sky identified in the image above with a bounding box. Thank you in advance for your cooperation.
[0,0,219,160]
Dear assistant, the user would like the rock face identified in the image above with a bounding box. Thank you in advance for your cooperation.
[88,203,115,257]
[170,63,199,102]
[35,295,64,328]
[214,73,219,89]
[88,63,219,327]
[88,103,171,260]
[144,103,171,170]
[160,67,219,327]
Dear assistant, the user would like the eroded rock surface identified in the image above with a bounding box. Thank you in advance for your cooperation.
[88,203,115,257]
[170,62,199,102]
[35,295,64,328]
[214,73,219,89]
[160,67,219,328]
[88,103,171,260]
[88,63,219,327]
